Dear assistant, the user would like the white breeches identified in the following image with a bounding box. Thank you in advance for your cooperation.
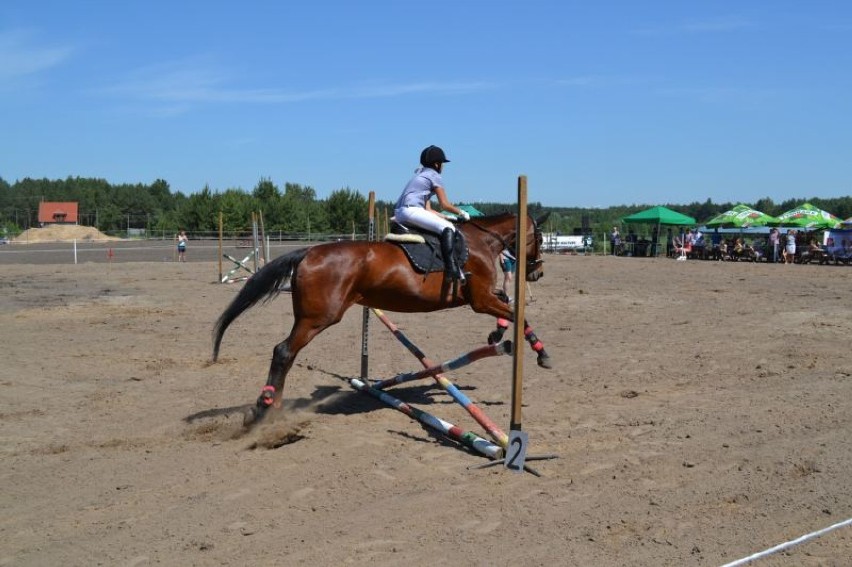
[394,206,456,235]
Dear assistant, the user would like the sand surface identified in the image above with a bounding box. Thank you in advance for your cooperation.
[1,252,851,566]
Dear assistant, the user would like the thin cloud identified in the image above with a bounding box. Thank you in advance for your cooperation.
[101,59,494,106]
[0,29,74,80]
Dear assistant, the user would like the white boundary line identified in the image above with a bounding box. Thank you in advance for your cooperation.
[720,517,852,567]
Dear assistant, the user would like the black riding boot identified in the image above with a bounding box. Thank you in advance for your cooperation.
[440,227,463,281]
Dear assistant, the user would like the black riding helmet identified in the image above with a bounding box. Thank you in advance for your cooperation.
[420,145,450,168]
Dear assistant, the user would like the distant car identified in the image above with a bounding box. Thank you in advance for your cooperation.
[0,238,8,245]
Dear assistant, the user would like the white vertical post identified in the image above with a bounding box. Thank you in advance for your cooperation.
[361,191,376,380]
[505,175,530,474]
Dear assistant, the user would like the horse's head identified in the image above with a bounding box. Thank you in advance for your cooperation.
[525,213,549,282]
[463,211,548,281]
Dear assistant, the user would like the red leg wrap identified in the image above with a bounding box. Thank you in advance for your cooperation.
[260,385,276,406]
[524,326,544,351]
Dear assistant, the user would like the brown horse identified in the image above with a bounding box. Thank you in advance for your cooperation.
[213,212,551,425]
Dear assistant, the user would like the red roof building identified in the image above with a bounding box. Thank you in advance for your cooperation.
[38,202,79,225]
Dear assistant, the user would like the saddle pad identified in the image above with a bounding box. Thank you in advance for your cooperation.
[388,223,469,274]
[384,233,425,244]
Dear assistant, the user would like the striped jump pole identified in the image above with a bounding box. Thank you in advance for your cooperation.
[372,341,512,390]
[371,308,510,449]
[349,378,502,459]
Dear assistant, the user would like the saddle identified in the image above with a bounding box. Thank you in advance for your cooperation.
[386,222,469,274]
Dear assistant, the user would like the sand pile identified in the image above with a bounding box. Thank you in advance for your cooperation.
[12,225,121,243]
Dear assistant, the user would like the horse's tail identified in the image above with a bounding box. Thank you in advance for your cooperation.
[212,247,310,361]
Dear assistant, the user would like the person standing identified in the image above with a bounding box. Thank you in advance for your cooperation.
[710,228,722,260]
[769,227,780,263]
[177,230,188,262]
[610,226,621,255]
[499,249,516,301]
[783,229,796,264]
[393,145,470,281]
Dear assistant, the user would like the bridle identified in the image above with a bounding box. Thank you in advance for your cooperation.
[527,217,545,273]
[464,214,544,273]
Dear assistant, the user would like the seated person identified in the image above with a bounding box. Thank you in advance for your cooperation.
[841,239,852,264]
[801,238,826,264]
[732,237,745,260]
[673,235,692,257]
[822,237,841,264]
[717,239,729,260]
[744,242,761,262]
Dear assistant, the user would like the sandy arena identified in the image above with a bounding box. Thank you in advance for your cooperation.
[1,245,851,566]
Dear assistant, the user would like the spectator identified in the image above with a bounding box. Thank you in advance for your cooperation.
[768,227,780,263]
[177,230,188,262]
[626,228,637,256]
[610,226,622,255]
[783,229,797,264]
[710,228,723,260]
[498,249,516,300]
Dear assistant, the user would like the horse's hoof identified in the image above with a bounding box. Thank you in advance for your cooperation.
[487,331,502,345]
[537,354,553,369]
[243,406,265,427]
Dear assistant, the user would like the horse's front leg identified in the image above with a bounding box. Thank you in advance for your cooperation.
[474,290,552,369]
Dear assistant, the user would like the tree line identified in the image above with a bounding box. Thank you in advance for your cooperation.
[1,175,849,238]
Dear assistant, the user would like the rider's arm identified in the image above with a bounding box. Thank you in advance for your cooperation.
[433,186,463,216]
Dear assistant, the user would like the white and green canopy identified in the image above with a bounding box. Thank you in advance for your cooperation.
[704,204,778,228]
[770,202,841,230]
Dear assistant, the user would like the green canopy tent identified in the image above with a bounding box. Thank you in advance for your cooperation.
[621,206,697,226]
[621,206,696,256]
[704,204,778,228]
[457,204,485,217]
[769,202,842,230]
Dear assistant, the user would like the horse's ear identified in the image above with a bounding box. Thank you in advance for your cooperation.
[535,212,550,226]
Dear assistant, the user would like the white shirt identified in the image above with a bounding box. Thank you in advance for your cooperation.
[395,168,443,210]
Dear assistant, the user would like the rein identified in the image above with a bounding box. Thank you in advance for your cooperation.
[464,215,543,265]
[464,217,513,252]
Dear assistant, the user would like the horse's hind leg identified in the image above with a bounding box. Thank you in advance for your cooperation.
[244,318,327,427]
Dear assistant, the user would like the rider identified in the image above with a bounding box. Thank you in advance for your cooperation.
[394,145,470,281]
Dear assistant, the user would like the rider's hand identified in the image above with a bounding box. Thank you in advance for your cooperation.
[458,210,471,222]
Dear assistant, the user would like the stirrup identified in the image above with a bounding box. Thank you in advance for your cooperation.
[444,271,465,284]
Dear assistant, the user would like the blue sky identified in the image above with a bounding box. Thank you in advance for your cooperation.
[2,1,850,207]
